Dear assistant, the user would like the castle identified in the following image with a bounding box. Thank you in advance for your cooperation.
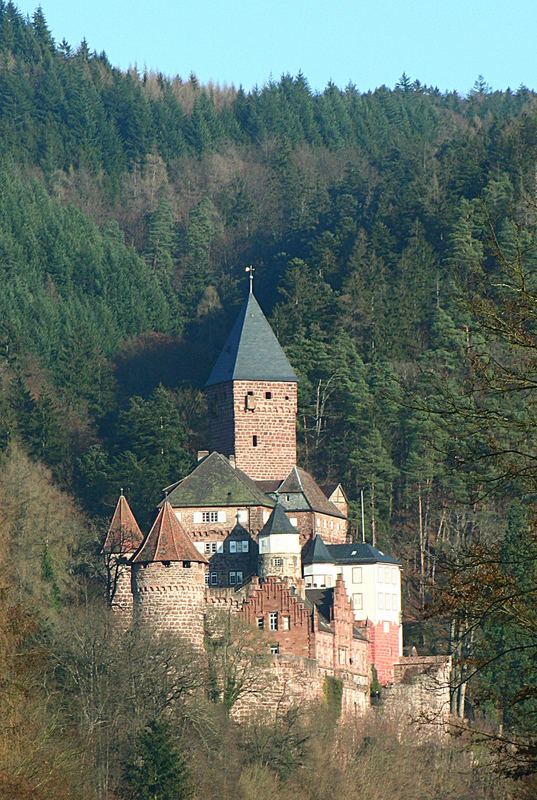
[103,281,446,719]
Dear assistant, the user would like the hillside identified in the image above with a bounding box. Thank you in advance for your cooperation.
[0,3,537,795]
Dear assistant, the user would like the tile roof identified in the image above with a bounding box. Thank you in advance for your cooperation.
[102,494,144,554]
[277,467,346,519]
[327,543,401,565]
[164,452,275,508]
[259,502,298,537]
[205,292,297,386]
[132,502,208,564]
[302,535,333,565]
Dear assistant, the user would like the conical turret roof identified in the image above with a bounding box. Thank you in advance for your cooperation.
[302,535,333,565]
[102,494,144,554]
[259,501,298,537]
[206,292,297,386]
[132,502,208,564]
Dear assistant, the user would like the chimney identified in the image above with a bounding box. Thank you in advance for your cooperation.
[228,454,236,468]
[197,450,209,462]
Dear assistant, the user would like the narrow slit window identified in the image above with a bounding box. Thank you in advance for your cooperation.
[252,435,258,447]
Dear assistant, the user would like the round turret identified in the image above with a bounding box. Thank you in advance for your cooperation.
[131,502,208,649]
[102,493,144,622]
[258,502,301,581]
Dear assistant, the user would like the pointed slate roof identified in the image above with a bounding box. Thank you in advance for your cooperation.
[259,501,298,537]
[164,452,274,509]
[277,467,346,519]
[102,494,144,554]
[302,535,333,565]
[206,292,297,386]
[132,502,208,564]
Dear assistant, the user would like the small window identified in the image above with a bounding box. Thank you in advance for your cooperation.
[257,617,264,629]
[242,541,249,553]
[385,594,391,610]
[352,567,362,584]
[229,541,237,553]
[392,594,398,609]
[183,561,191,568]
[378,593,384,610]
[163,561,171,568]
[204,573,210,586]
[236,571,243,583]
[202,511,219,523]
[252,435,258,447]
[353,593,363,610]
[265,391,272,399]
[282,616,290,631]
[270,644,279,655]
[210,572,218,585]
[229,572,236,585]
[204,542,218,555]
[285,395,289,400]
[289,517,298,527]
[247,390,254,396]
[269,612,278,631]
[273,557,283,568]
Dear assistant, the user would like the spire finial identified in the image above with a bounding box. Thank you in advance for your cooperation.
[120,487,124,497]
[245,265,255,294]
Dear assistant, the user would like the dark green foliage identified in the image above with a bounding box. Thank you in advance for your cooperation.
[119,719,192,800]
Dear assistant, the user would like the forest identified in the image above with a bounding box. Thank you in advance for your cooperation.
[0,2,536,797]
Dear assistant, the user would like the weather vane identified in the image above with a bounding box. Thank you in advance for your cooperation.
[245,265,255,293]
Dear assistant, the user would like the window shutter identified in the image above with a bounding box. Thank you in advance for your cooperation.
[216,542,224,554]
[217,510,226,523]
[193,512,203,523]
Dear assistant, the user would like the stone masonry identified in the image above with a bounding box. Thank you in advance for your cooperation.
[207,380,298,481]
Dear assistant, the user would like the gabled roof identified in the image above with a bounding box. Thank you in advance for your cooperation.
[102,494,144,554]
[164,452,275,509]
[321,482,348,502]
[132,502,208,564]
[205,292,297,386]
[302,535,333,565]
[327,543,400,566]
[277,467,346,519]
[259,502,298,537]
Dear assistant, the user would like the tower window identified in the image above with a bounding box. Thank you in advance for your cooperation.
[183,561,191,568]
[257,617,264,629]
[269,612,278,631]
[270,644,280,655]
[252,435,258,447]
[265,391,272,399]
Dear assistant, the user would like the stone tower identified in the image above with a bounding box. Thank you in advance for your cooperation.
[258,501,301,581]
[102,493,144,620]
[131,501,208,648]
[205,288,298,481]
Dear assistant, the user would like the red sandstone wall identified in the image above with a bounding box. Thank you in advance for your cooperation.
[207,380,297,481]
[133,561,207,649]
[359,620,401,685]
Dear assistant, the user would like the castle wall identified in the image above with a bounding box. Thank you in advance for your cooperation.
[207,380,297,481]
[382,655,452,737]
[232,653,369,722]
[291,511,348,545]
[132,561,207,649]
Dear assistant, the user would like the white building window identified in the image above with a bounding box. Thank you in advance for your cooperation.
[282,616,290,631]
[273,557,283,568]
[353,593,363,610]
[237,509,248,525]
[392,594,398,609]
[228,571,243,585]
[270,644,279,655]
[204,542,218,554]
[378,593,384,610]
[229,541,237,553]
[269,612,278,631]
[201,511,218,523]
[385,593,391,610]
[352,567,362,584]
[210,573,218,585]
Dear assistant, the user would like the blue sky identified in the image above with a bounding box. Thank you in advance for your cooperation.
[15,1,537,93]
